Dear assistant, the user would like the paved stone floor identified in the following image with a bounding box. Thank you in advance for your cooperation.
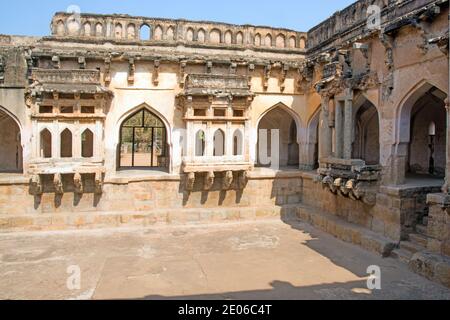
[1,219,450,300]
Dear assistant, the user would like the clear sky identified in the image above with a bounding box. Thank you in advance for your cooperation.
[0,0,356,36]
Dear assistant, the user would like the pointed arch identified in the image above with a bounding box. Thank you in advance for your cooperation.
[186,27,194,41]
[254,33,261,46]
[209,28,221,44]
[81,129,94,158]
[154,25,163,40]
[60,128,73,158]
[40,128,52,159]
[224,30,232,44]
[195,130,206,157]
[118,103,170,169]
[0,106,23,172]
[236,31,244,45]
[140,24,151,40]
[233,129,243,156]
[197,28,206,43]
[213,129,225,157]
[166,26,175,40]
[126,23,136,40]
[276,34,285,48]
[114,23,123,39]
[83,22,91,36]
[264,34,272,47]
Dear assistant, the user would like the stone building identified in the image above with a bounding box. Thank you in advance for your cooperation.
[0,0,449,286]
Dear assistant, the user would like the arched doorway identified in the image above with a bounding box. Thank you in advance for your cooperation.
[257,105,299,168]
[119,108,168,169]
[0,108,22,173]
[353,98,380,165]
[408,87,446,178]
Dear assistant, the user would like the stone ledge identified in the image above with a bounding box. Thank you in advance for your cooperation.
[0,205,298,233]
[409,251,450,288]
[295,204,396,257]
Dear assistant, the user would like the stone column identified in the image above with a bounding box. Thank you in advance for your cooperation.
[334,99,343,158]
[319,95,332,160]
[443,98,450,193]
[343,90,353,159]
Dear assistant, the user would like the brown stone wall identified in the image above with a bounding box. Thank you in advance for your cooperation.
[427,194,450,257]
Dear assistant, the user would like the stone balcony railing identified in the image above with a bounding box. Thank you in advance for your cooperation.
[32,68,101,85]
[50,12,307,51]
[307,0,446,52]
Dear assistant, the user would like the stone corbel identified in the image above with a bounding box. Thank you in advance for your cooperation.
[74,173,83,194]
[411,18,431,54]
[204,171,215,191]
[78,56,86,70]
[186,172,195,191]
[94,171,103,194]
[30,175,43,195]
[52,55,60,69]
[263,64,271,90]
[222,171,233,190]
[230,62,237,75]
[25,53,34,84]
[53,92,59,101]
[238,171,248,190]
[179,61,187,87]
[206,61,213,74]
[104,57,111,85]
[128,58,135,85]
[53,173,64,195]
[279,64,289,92]
[247,63,255,89]
[0,55,4,84]
[152,60,160,86]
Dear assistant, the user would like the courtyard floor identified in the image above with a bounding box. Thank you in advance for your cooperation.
[1,219,450,300]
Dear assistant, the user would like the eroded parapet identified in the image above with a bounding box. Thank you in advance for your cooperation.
[50,12,306,51]
[314,158,381,206]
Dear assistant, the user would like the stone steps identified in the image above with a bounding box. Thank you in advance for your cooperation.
[415,224,428,236]
[400,240,424,254]
[409,232,428,247]
[295,204,396,257]
[391,248,413,264]
[0,205,299,233]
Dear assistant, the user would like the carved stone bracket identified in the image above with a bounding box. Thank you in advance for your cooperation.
[179,61,187,87]
[186,172,195,191]
[152,60,160,85]
[315,159,381,206]
[0,55,4,84]
[222,171,234,190]
[263,64,271,90]
[94,171,103,194]
[78,56,86,70]
[104,57,111,85]
[53,173,64,195]
[74,172,83,194]
[230,62,237,75]
[238,171,249,190]
[128,58,135,84]
[204,171,215,191]
[206,61,213,74]
[279,64,289,92]
[30,175,43,195]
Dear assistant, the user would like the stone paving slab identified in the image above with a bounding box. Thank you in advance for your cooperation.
[0,219,449,300]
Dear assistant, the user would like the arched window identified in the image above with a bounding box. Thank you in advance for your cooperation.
[276,34,285,48]
[40,129,52,158]
[56,20,65,36]
[127,24,136,40]
[265,34,272,47]
[289,36,296,48]
[197,28,206,43]
[236,32,244,45]
[83,22,91,36]
[254,33,261,46]
[166,26,175,40]
[195,130,206,157]
[120,108,168,168]
[299,37,306,49]
[115,23,123,39]
[140,24,151,40]
[224,30,232,44]
[209,29,221,44]
[60,129,73,158]
[213,129,225,157]
[154,25,163,40]
[95,23,103,37]
[186,28,194,41]
[233,130,243,156]
[81,129,94,158]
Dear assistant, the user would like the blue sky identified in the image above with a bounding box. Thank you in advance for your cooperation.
[0,0,355,36]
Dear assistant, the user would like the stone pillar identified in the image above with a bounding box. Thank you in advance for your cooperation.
[343,90,353,159]
[319,95,332,160]
[334,99,343,158]
[443,99,450,193]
